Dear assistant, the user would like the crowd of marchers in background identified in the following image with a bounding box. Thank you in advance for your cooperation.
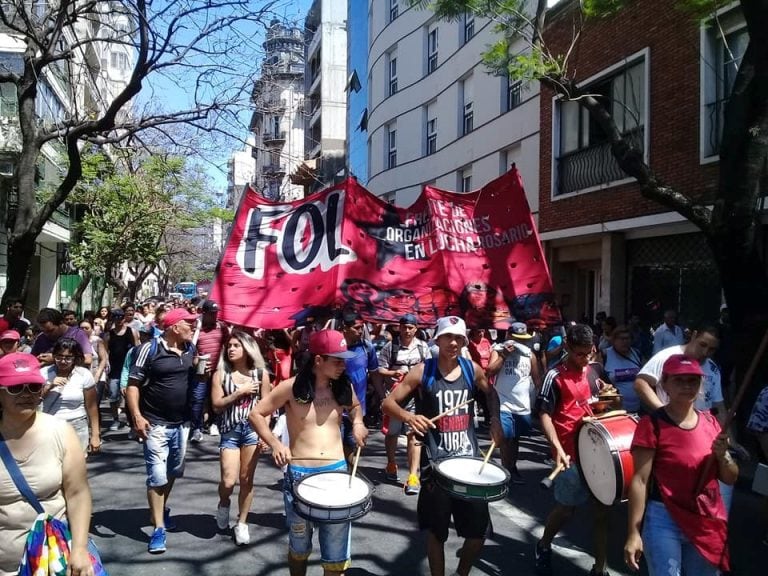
[1,293,768,576]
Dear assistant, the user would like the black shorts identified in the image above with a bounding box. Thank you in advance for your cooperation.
[416,475,491,543]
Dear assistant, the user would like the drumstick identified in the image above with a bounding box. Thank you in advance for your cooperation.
[429,399,475,423]
[478,441,496,475]
[349,445,362,488]
[695,325,768,495]
[540,462,565,490]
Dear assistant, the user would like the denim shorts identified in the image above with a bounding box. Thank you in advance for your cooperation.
[553,463,590,507]
[642,500,719,576]
[500,411,532,439]
[143,422,190,488]
[284,460,351,572]
[219,421,260,450]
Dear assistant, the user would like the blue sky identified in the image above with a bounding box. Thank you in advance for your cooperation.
[140,0,315,199]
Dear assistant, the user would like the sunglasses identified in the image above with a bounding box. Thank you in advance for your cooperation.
[54,355,76,363]
[3,383,44,396]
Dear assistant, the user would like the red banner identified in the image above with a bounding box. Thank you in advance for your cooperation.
[211,167,559,329]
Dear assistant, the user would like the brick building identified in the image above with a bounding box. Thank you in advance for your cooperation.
[538,0,745,327]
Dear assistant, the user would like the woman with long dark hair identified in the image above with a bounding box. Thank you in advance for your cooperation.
[211,330,271,545]
[40,338,100,455]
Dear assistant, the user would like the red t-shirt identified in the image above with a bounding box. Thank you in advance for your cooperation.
[270,347,292,385]
[467,338,492,370]
[632,409,729,571]
[538,363,595,459]
[196,322,229,371]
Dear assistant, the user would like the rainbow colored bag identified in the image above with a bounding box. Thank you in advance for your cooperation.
[17,514,108,576]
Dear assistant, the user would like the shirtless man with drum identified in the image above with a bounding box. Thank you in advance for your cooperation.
[383,316,503,576]
[249,329,368,576]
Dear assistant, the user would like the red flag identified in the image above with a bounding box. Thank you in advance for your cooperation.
[212,167,559,329]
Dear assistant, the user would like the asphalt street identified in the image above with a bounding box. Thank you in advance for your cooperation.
[86,422,766,576]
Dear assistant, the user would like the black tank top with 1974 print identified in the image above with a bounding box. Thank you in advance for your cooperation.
[416,363,479,464]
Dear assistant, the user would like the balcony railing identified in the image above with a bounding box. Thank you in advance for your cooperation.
[263,163,286,175]
[263,130,286,145]
[556,127,644,196]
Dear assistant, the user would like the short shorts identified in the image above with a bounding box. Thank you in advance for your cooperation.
[219,420,260,450]
[385,397,415,437]
[284,460,351,572]
[553,463,590,507]
[417,473,491,543]
[143,422,189,488]
[500,411,532,439]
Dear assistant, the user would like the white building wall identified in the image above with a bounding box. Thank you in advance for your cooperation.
[367,2,540,211]
[319,0,347,149]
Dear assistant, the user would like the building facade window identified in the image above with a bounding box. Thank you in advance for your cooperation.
[389,0,398,22]
[388,52,398,96]
[702,10,748,159]
[426,101,437,155]
[555,57,646,196]
[507,78,522,111]
[387,125,397,169]
[110,52,129,71]
[463,13,475,43]
[427,26,438,74]
[0,83,18,118]
[461,76,474,135]
[459,167,472,192]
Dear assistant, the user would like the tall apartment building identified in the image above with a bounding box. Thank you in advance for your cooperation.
[365,0,540,210]
[250,19,305,202]
[291,0,347,195]
[227,137,257,209]
[538,0,745,326]
[345,0,369,184]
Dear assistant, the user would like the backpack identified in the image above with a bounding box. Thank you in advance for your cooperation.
[135,337,195,386]
[421,356,475,392]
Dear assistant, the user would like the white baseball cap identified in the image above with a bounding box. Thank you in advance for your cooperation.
[434,316,468,346]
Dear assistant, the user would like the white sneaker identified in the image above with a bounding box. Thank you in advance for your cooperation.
[191,429,203,443]
[233,522,250,546]
[208,424,220,437]
[216,504,230,530]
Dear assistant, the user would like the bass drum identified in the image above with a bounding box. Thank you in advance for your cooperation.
[577,414,639,506]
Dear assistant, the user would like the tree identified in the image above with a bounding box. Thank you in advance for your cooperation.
[418,0,768,393]
[0,0,283,305]
[69,150,215,304]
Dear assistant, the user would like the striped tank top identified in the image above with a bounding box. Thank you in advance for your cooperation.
[219,369,262,434]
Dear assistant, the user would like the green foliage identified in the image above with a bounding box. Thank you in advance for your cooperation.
[581,0,632,18]
[69,152,213,279]
[209,206,235,222]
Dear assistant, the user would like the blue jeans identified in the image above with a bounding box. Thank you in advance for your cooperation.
[284,460,351,572]
[642,500,719,576]
[190,379,209,432]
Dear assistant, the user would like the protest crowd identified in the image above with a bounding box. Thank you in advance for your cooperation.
[0,293,767,576]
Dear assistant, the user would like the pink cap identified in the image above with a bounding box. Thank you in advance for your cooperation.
[662,354,704,377]
[0,353,46,386]
[309,330,355,359]
[0,330,21,341]
[161,308,198,329]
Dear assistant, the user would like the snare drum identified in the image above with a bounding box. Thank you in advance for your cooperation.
[292,471,373,524]
[577,414,639,505]
[433,457,510,502]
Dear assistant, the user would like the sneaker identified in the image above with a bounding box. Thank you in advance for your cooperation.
[384,462,399,482]
[233,522,250,546]
[216,504,230,530]
[108,421,120,432]
[404,474,421,495]
[190,429,203,443]
[534,540,552,575]
[148,527,166,554]
[163,507,177,531]
[510,470,525,485]
[208,424,220,437]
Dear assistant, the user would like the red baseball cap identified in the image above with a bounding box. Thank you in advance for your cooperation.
[161,308,198,329]
[0,330,20,342]
[0,353,46,386]
[662,354,704,377]
[309,329,356,359]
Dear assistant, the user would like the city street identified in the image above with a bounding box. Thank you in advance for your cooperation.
[85,423,765,576]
